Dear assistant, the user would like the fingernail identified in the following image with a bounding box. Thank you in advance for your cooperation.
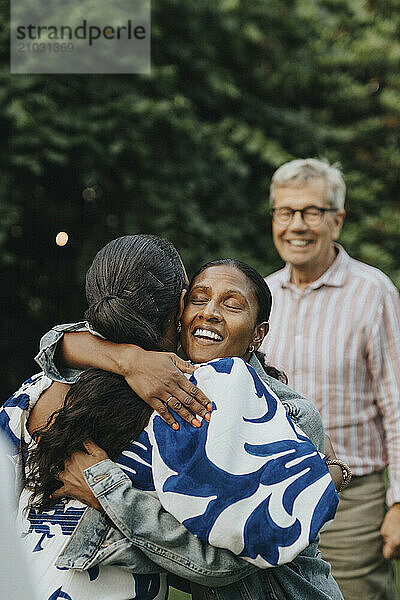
[207,403,212,411]
[204,412,211,422]
[192,418,201,428]
[172,422,179,431]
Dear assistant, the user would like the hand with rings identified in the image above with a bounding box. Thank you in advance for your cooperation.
[120,349,211,430]
[165,395,202,429]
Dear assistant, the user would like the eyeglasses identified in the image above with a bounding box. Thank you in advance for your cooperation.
[270,206,338,226]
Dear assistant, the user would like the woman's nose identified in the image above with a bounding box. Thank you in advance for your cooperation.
[200,301,221,320]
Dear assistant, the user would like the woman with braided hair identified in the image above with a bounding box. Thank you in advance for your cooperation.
[3,234,190,600]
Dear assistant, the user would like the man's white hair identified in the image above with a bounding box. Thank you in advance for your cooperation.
[270,158,346,209]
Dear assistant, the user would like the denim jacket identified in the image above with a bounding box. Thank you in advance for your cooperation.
[35,323,342,600]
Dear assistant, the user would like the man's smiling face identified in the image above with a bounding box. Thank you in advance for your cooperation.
[272,178,344,277]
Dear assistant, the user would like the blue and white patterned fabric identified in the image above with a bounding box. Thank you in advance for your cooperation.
[0,357,338,598]
[0,374,52,500]
[1,375,167,600]
[148,358,338,569]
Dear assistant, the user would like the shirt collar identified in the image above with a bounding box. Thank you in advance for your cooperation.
[280,243,350,290]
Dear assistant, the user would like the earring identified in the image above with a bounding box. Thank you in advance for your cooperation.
[177,321,182,334]
[249,344,255,353]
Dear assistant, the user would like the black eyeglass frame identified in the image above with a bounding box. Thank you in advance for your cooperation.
[270,206,338,225]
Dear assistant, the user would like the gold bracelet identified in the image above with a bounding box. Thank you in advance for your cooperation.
[326,458,352,493]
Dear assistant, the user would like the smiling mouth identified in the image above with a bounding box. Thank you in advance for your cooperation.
[287,240,313,247]
[192,328,223,342]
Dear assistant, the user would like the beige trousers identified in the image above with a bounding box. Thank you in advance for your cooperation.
[319,470,397,600]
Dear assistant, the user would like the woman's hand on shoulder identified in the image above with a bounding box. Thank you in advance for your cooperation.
[60,333,212,430]
[119,346,212,430]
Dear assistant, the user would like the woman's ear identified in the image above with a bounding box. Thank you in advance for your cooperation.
[176,288,187,323]
[252,321,269,350]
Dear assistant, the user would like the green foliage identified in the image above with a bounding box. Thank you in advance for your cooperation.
[1,0,400,397]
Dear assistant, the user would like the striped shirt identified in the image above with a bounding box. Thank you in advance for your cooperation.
[260,244,400,506]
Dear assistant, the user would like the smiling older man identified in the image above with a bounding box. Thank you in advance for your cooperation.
[260,158,400,600]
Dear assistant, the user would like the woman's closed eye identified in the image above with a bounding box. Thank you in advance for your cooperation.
[190,296,209,304]
[224,301,243,311]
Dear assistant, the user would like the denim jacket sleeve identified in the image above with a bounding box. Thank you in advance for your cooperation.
[56,460,256,587]
[35,322,89,383]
